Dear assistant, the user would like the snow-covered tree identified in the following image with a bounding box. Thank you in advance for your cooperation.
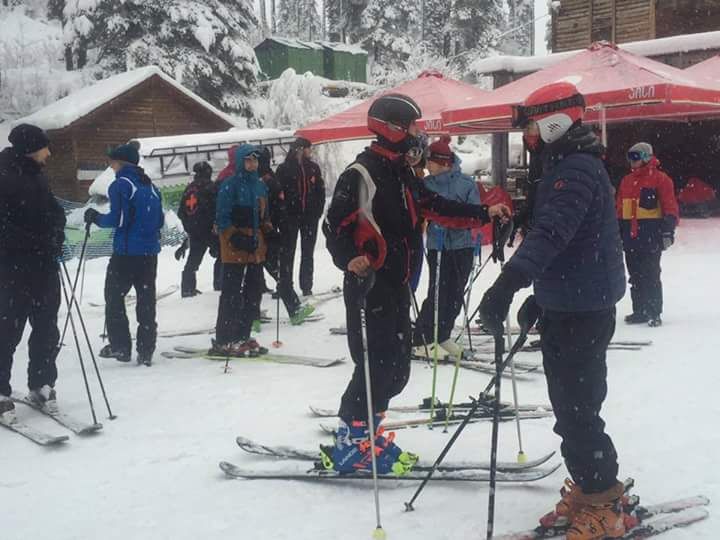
[450,0,504,55]
[276,0,322,41]
[505,0,534,55]
[325,0,345,42]
[350,0,420,83]
[422,0,451,57]
[62,0,259,116]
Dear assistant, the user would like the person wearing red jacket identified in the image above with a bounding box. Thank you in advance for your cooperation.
[616,142,679,327]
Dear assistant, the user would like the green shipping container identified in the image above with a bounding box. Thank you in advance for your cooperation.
[255,37,325,80]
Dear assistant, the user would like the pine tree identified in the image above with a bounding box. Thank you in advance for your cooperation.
[350,0,420,82]
[450,0,504,56]
[506,0,534,55]
[64,0,259,116]
[276,0,322,41]
[422,0,451,57]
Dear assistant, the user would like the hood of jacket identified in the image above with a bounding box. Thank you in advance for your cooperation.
[116,163,151,186]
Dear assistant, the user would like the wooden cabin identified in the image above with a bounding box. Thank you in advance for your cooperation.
[552,0,720,57]
[17,66,236,201]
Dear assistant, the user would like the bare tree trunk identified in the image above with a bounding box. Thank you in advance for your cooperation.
[259,0,268,35]
[65,46,74,70]
[270,0,276,34]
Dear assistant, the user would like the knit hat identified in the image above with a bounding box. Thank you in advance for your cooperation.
[9,123,50,155]
[193,161,213,179]
[107,142,140,165]
[628,142,653,162]
[427,135,454,166]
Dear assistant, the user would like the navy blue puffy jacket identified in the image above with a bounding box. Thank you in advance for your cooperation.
[507,127,626,312]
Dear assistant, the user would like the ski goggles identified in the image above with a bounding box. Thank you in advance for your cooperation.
[627,151,650,162]
[406,146,424,161]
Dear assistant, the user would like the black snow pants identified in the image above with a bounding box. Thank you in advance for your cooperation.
[181,234,222,295]
[625,248,663,318]
[0,261,61,396]
[215,263,263,345]
[414,248,474,345]
[282,217,320,295]
[263,237,301,317]
[104,255,158,356]
[338,272,411,423]
[540,307,619,494]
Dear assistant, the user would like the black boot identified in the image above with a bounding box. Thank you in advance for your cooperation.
[181,270,199,298]
[624,313,648,324]
[99,344,131,363]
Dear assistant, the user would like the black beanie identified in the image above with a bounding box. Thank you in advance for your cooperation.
[9,124,50,155]
[193,161,213,179]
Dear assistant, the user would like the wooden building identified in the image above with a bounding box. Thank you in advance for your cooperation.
[17,66,236,201]
[552,0,720,55]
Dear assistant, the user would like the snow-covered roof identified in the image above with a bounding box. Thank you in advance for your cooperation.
[319,41,367,56]
[16,66,239,131]
[262,37,324,51]
[471,32,720,76]
[133,128,296,156]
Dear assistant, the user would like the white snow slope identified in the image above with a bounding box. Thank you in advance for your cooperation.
[2,219,719,540]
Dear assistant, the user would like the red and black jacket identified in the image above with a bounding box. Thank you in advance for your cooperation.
[276,155,325,222]
[323,145,491,287]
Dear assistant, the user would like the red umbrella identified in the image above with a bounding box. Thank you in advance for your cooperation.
[442,42,720,135]
[684,55,720,82]
[295,70,491,144]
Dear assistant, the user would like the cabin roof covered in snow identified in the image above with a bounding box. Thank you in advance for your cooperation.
[16,66,239,131]
[319,41,367,55]
[471,31,720,76]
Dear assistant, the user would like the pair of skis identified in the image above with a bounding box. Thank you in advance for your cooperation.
[220,436,561,482]
[1,394,103,446]
[87,284,179,308]
[161,346,344,368]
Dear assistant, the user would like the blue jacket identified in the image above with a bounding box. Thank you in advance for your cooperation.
[96,165,164,256]
[425,158,481,251]
[507,126,626,312]
[216,144,268,233]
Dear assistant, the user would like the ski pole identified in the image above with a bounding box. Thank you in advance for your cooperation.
[453,253,493,345]
[404,295,540,512]
[486,331,504,540]
[408,283,431,360]
[59,224,91,353]
[463,237,482,353]
[79,255,88,305]
[356,270,386,540]
[272,291,282,348]
[503,268,526,464]
[444,239,481,432]
[60,261,117,420]
[58,267,99,426]
[428,227,445,427]
[493,218,526,464]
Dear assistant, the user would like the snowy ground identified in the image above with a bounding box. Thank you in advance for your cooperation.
[2,219,719,540]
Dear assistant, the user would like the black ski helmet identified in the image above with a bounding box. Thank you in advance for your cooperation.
[367,94,422,144]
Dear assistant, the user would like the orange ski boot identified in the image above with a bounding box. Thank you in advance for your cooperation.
[539,478,583,529]
[566,481,627,540]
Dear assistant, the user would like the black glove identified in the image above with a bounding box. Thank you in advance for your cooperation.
[347,269,376,309]
[174,238,188,260]
[478,265,530,337]
[491,219,514,263]
[84,208,100,225]
[662,231,674,250]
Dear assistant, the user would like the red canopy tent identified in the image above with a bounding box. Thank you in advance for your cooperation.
[684,55,720,82]
[442,42,720,135]
[295,70,490,144]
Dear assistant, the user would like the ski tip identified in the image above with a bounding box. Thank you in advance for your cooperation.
[78,423,104,435]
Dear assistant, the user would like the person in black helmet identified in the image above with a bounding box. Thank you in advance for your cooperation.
[275,137,325,297]
[321,94,508,476]
[176,161,220,297]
